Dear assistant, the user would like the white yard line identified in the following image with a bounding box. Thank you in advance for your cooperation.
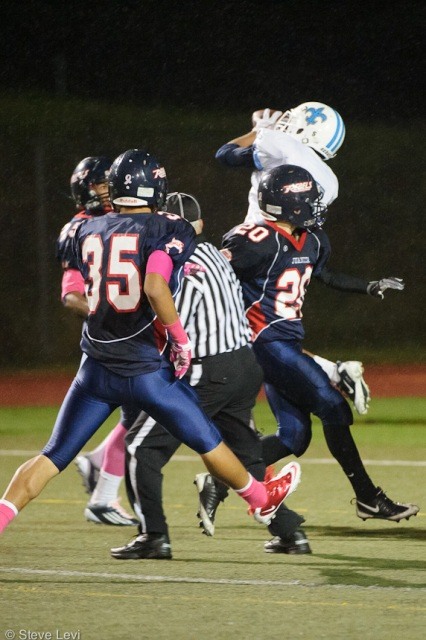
[1,451,425,466]
[0,566,424,592]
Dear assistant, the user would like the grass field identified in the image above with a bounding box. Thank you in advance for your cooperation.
[0,398,425,640]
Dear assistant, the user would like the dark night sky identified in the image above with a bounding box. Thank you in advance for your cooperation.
[0,0,423,120]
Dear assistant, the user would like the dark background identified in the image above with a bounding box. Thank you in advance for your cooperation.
[0,0,424,370]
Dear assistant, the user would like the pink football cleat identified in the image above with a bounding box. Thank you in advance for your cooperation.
[253,461,301,525]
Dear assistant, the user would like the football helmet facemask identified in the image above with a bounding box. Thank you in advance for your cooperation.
[274,102,345,160]
[70,156,112,215]
[258,164,327,228]
[109,149,168,210]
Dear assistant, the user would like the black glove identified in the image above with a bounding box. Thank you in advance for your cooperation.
[367,277,405,299]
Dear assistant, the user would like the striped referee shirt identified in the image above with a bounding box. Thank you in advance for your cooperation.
[175,241,251,358]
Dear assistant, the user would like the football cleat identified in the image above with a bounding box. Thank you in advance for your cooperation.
[75,454,100,495]
[353,488,420,522]
[264,528,312,555]
[194,472,221,537]
[253,461,301,525]
[110,533,172,560]
[263,465,276,483]
[336,360,371,415]
[84,499,139,526]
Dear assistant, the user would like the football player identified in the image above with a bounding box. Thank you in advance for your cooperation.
[221,164,418,550]
[215,102,370,416]
[57,156,138,526]
[0,150,301,542]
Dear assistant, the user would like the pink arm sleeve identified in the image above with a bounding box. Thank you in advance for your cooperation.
[146,250,174,283]
[61,269,85,300]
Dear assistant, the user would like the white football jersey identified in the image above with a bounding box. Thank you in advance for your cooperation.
[245,129,339,223]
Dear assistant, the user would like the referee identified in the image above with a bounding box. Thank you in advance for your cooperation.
[111,193,308,560]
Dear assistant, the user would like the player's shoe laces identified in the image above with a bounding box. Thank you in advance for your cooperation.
[110,533,172,560]
[253,461,301,525]
[194,472,222,537]
[264,528,312,555]
[75,454,100,495]
[84,499,139,526]
[353,488,420,522]
[336,360,371,415]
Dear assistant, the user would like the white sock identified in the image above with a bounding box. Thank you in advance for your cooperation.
[313,355,339,384]
[89,471,121,505]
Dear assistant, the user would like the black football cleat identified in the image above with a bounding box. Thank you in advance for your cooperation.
[110,533,172,560]
[353,488,419,522]
[264,528,312,555]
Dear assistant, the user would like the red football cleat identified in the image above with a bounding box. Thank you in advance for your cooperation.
[263,464,276,483]
[253,461,301,525]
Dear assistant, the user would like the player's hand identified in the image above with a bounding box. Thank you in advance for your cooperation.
[367,277,405,299]
[170,340,192,379]
[252,108,283,131]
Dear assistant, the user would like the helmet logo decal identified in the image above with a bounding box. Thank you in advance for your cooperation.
[153,167,167,179]
[305,107,327,124]
[282,181,313,194]
[124,174,132,185]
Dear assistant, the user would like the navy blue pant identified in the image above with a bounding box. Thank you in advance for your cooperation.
[254,340,353,456]
[42,355,222,471]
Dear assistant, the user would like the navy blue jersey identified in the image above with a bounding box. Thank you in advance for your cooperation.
[222,221,331,342]
[56,210,92,270]
[72,211,196,375]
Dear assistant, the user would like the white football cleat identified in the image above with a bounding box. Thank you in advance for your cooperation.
[336,361,371,415]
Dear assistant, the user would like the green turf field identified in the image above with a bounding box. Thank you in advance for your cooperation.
[0,398,425,640]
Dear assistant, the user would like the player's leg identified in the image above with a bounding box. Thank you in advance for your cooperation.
[259,341,419,521]
[0,359,118,533]
[84,406,139,526]
[129,364,301,525]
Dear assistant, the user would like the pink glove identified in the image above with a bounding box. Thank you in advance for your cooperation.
[163,318,192,379]
[170,341,192,379]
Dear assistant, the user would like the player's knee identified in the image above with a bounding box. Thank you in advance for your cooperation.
[290,430,312,457]
[316,387,353,426]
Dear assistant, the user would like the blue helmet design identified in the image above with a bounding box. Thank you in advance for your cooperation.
[258,164,327,228]
[108,149,168,210]
[70,156,112,214]
[275,102,345,160]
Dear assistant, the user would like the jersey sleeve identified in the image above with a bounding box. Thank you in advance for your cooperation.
[311,229,331,276]
[56,214,90,270]
[215,143,255,168]
[148,214,196,271]
[314,231,369,294]
[222,224,270,280]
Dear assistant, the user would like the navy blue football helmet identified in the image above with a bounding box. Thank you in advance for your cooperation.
[258,164,327,228]
[70,156,112,214]
[108,149,168,210]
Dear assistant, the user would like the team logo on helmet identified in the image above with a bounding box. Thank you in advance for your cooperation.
[305,107,327,124]
[282,181,313,194]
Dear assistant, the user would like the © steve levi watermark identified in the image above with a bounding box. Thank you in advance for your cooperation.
[4,631,81,640]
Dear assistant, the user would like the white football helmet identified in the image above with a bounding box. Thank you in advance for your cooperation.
[274,102,345,160]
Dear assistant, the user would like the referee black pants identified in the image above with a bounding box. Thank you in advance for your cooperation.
[125,345,304,538]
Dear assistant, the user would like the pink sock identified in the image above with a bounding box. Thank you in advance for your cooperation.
[102,422,127,476]
[235,475,267,510]
[0,500,19,533]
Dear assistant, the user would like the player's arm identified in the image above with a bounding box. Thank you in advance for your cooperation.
[60,268,88,318]
[63,292,89,317]
[145,251,191,379]
[316,266,405,298]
